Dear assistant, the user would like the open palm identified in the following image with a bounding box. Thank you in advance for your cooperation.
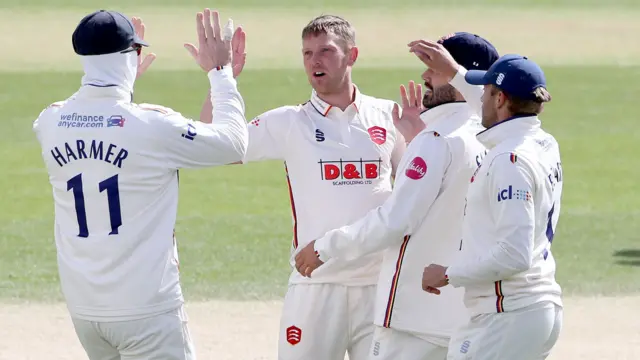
[185,24,246,78]
[393,81,426,143]
[131,17,156,79]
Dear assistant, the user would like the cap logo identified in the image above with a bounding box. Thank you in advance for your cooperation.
[496,73,505,85]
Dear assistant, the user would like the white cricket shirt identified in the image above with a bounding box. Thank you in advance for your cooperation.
[313,103,487,341]
[244,86,406,286]
[33,66,248,321]
[446,68,564,317]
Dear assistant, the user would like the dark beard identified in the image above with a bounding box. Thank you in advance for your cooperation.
[422,84,458,109]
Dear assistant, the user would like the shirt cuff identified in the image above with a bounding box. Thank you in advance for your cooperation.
[207,66,236,90]
[449,66,468,88]
[313,238,332,263]
[444,266,463,288]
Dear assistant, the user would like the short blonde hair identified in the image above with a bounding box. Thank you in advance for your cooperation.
[490,85,552,115]
[301,15,356,46]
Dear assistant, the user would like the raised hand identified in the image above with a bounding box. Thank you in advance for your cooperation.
[392,80,426,143]
[184,9,233,73]
[131,17,156,79]
[407,39,459,81]
[231,26,247,78]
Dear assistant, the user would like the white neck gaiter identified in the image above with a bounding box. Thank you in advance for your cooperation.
[80,51,137,94]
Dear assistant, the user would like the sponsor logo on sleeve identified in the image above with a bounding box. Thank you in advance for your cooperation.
[181,123,197,141]
[249,118,260,127]
[497,185,532,202]
[405,156,427,180]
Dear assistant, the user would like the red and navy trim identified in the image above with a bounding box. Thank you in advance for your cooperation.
[383,235,411,327]
[495,281,505,313]
[284,162,299,249]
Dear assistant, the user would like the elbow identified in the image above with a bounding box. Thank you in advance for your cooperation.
[214,128,248,164]
[514,254,533,273]
[499,241,533,274]
[227,131,249,163]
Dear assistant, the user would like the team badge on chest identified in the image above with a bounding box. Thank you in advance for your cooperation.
[367,126,387,145]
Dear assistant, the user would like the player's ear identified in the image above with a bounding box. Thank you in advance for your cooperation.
[496,89,508,109]
[348,46,358,66]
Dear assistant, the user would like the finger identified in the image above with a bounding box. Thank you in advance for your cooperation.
[138,53,156,73]
[222,18,234,43]
[392,103,400,123]
[212,11,222,41]
[411,49,433,65]
[232,26,246,54]
[407,39,440,49]
[400,84,409,109]
[425,286,441,295]
[184,43,199,60]
[140,20,146,40]
[408,81,417,107]
[304,266,313,277]
[196,12,207,49]
[131,17,140,35]
[417,83,424,108]
[204,9,215,44]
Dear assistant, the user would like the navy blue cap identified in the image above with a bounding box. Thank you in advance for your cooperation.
[72,10,148,56]
[465,54,547,100]
[438,32,499,71]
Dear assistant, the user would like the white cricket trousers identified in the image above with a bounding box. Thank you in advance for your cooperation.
[278,283,376,360]
[71,305,196,360]
[447,301,563,360]
[369,326,447,360]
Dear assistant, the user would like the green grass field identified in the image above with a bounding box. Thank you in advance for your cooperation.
[1,0,639,303]
[2,1,640,359]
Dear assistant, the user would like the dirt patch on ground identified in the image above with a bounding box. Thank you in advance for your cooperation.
[1,7,639,72]
[0,295,638,360]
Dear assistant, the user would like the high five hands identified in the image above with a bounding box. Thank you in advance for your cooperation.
[184,9,247,78]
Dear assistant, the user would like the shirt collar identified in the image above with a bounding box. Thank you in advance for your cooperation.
[419,102,474,134]
[74,84,133,102]
[309,85,362,117]
[476,115,541,149]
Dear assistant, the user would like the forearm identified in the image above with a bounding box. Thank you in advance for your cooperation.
[204,68,248,162]
[200,90,213,124]
[446,240,531,287]
[314,207,407,262]
[449,66,484,117]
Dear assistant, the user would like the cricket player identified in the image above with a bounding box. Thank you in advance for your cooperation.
[32,9,247,359]
[414,43,564,359]
[294,33,499,360]
[201,14,406,360]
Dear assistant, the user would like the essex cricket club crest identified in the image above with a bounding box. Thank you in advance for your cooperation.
[286,326,302,345]
[367,126,387,145]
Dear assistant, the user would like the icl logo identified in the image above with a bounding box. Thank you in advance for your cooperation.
[497,185,531,202]
[182,124,197,141]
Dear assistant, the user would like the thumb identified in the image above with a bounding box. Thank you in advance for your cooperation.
[392,103,400,124]
[138,53,156,73]
[184,43,198,60]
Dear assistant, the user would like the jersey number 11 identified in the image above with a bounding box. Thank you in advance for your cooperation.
[67,173,122,238]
